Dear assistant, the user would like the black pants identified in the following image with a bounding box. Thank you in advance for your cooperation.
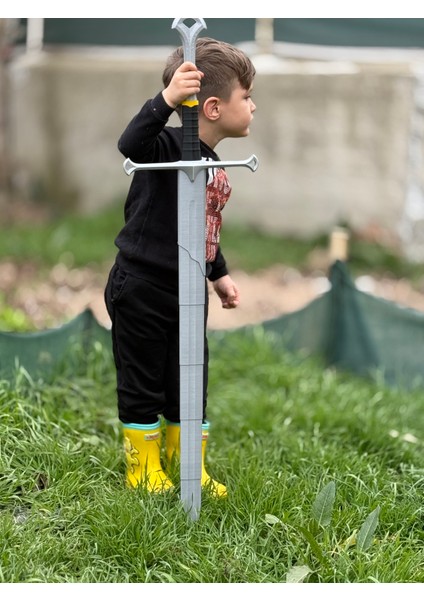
[104,264,209,424]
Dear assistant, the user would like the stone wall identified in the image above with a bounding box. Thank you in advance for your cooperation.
[7,47,424,258]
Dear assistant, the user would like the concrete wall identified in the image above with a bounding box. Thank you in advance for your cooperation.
[7,47,424,258]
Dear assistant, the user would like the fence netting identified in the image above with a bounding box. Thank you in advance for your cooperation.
[1,260,424,389]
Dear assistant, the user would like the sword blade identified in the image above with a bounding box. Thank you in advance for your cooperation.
[173,17,207,521]
[178,168,206,521]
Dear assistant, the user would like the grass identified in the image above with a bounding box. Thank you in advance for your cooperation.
[0,332,423,583]
[0,203,124,268]
[1,204,424,582]
[1,201,422,282]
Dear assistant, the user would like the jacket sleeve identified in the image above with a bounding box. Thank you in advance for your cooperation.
[118,92,175,163]
[207,246,229,282]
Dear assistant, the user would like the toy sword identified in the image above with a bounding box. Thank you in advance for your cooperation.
[123,17,258,520]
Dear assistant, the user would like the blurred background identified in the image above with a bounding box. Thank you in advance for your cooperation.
[1,18,424,332]
[2,19,424,253]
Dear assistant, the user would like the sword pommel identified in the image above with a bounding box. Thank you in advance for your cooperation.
[171,18,207,64]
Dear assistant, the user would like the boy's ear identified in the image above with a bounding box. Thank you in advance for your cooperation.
[202,97,221,121]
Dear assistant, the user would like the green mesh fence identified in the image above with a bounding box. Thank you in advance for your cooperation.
[260,261,424,389]
[0,309,112,382]
[1,260,424,389]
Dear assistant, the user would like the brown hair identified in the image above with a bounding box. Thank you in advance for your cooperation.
[162,36,255,111]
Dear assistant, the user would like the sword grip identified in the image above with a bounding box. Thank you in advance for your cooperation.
[181,102,201,161]
[172,19,207,163]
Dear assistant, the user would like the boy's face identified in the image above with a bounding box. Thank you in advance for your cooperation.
[217,82,256,139]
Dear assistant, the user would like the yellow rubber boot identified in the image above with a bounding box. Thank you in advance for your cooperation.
[123,421,174,493]
[165,420,227,498]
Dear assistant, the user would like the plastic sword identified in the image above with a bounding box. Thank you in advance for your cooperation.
[123,17,258,520]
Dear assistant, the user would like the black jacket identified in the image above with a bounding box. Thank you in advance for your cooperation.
[115,92,229,290]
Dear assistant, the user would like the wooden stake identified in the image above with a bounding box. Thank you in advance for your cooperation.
[329,227,349,262]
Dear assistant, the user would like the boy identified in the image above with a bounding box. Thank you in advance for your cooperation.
[105,36,256,496]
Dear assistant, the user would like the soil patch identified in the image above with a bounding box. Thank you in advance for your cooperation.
[2,260,424,332]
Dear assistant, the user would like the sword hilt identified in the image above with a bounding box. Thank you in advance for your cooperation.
[172,18,207,161]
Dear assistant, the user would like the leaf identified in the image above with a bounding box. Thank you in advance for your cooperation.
[286,564,312,583]
[265,513,282,525]
[357,506,380,551]
[311,481,336,527]
[297,525,328,566]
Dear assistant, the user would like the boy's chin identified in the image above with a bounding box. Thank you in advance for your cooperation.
[232,129,250,138]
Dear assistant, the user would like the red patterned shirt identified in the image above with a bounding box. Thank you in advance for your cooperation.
[205,166,232,262]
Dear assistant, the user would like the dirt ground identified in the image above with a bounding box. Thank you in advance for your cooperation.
[2,259,424,332]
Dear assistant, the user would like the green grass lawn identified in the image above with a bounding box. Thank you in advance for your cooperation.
[1,205,423,582]
[0,331,423,583]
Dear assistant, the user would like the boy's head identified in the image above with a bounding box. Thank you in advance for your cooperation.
[162,37,256,113]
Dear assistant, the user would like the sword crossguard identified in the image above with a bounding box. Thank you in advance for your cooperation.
[123,155,259,181]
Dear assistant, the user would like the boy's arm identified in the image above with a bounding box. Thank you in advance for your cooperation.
[208,247,240,309]
[117,92,175,163]
[207,246,228,282]
[118,62,203,163]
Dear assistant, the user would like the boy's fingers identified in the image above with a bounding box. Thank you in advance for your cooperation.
[179,61,196,69]
[178,62,204,78]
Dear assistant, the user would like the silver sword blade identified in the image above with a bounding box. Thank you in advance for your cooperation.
[177,168,206,521]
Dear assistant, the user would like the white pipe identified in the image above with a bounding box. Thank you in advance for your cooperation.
[26,18,44,53]
[255,18,274,54]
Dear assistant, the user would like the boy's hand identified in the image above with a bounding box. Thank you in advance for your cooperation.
[162,62,204,109]
[212,275,240,310]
